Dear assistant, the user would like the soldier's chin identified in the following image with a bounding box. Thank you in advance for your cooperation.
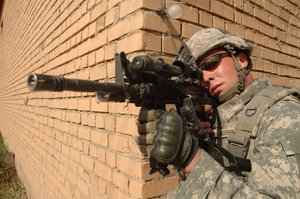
[211,90,222,98]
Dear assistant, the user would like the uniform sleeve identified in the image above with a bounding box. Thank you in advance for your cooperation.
[168,97,300,199]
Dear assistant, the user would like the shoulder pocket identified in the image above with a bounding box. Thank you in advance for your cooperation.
[280,133,300,169]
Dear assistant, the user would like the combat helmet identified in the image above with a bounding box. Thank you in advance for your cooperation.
[177,28,253,102]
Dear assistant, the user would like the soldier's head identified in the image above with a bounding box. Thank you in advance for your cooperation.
[177,28,254,102]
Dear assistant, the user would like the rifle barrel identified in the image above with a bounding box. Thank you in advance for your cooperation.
[27,73,124,94]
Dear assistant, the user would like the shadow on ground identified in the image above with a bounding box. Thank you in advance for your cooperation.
[0,133,28,199]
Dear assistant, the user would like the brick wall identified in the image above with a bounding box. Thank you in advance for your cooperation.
[0,0,299,199]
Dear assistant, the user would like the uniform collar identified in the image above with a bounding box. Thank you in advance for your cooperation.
[214,78,271,125]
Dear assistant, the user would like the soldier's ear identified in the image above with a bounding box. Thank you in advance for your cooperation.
[237,53,248,69]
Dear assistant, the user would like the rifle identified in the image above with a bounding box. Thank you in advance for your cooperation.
[27,52,213,176]
[27,52,210,109]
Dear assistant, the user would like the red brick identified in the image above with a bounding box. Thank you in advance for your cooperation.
[94,161,112,181]
[55,140,62,152]
[116,154,153,179]
[106,61,115,79]
[81,153,94,171]
[95,48,105,64]
[116,116,138,136]
[105,8,115,27]
[211,0,224,16]
[199,11,213,28]
[142,176,180,198]
[106,183,118,199]
[128,138,146,158]
[91,0,108,22]
[81,112,89,125]
[212,16,225,30]
[108,0,120,9]
[104,115,116,131]
[128,179,143,198]
[117,32,162,53]
[91,129,108,147]
[82,140,92,154]
[76,177,90,197]
[244,1,254,15]
[223,3,235,21]
[245,28,255,43]
[90,187,106,199]
[107,18,130,42]
[233,0,243,10]
[108,102,129,114]
[95,15,106,33]
[260,21,275,37]
[112,169,129,192]
[235,24,246,38]
[91,29,108,50]
[77,98,91,111]
[162,36,182,55]
[62,144,70,157]
[197,0,210,10]
[89,22,96,36]
[105,150,117,167]
[95,114,105,128]
[87,113,96,127]
[77,126,91,141]
[117,33,144,53]
[104,43,117,60]
[128,103,140,116]
[70,148,80,162]
[109,133,129,152]
[130,12,168,33]
[89,144,98,158]
[234,10,242,24]
[120,0,160,18]
[97,147,106,162]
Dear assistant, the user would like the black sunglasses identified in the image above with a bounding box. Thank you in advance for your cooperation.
[197,53,230,71]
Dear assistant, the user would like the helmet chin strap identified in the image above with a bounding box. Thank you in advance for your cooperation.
[217,47,247,103]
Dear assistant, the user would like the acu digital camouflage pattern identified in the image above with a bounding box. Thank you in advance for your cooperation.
[167,78,300,198]
[185,28,253,64]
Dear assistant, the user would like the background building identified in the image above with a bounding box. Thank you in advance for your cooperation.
[0,0,299,198]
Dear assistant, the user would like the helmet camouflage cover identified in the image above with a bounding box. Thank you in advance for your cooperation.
[181,28,253,64]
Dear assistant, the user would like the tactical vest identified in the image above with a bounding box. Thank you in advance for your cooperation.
[226,85,300,159]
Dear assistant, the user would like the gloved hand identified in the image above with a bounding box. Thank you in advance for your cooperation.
[136,107,165,156]
[136,98,210,178]
[149,109,199,177]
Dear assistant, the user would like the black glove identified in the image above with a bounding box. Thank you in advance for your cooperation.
[150,109,199,177]
[136,107,165,156]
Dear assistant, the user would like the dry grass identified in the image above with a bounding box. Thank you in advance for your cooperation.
[0,133,28,199]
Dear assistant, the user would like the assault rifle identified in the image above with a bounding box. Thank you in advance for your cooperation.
[27,52,210,109]
[27,52,215,176]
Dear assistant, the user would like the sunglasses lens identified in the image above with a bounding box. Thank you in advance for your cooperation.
[201,54,222,70]
[200,53,227,70]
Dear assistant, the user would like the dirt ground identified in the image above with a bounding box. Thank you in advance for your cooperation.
[0,133,28,199]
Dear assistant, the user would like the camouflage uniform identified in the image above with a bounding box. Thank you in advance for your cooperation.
[167,78,300,198]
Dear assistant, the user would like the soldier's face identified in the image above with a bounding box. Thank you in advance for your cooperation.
[198,49,239,98]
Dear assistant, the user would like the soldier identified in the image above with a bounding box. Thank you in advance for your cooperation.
[137,28,300,198]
